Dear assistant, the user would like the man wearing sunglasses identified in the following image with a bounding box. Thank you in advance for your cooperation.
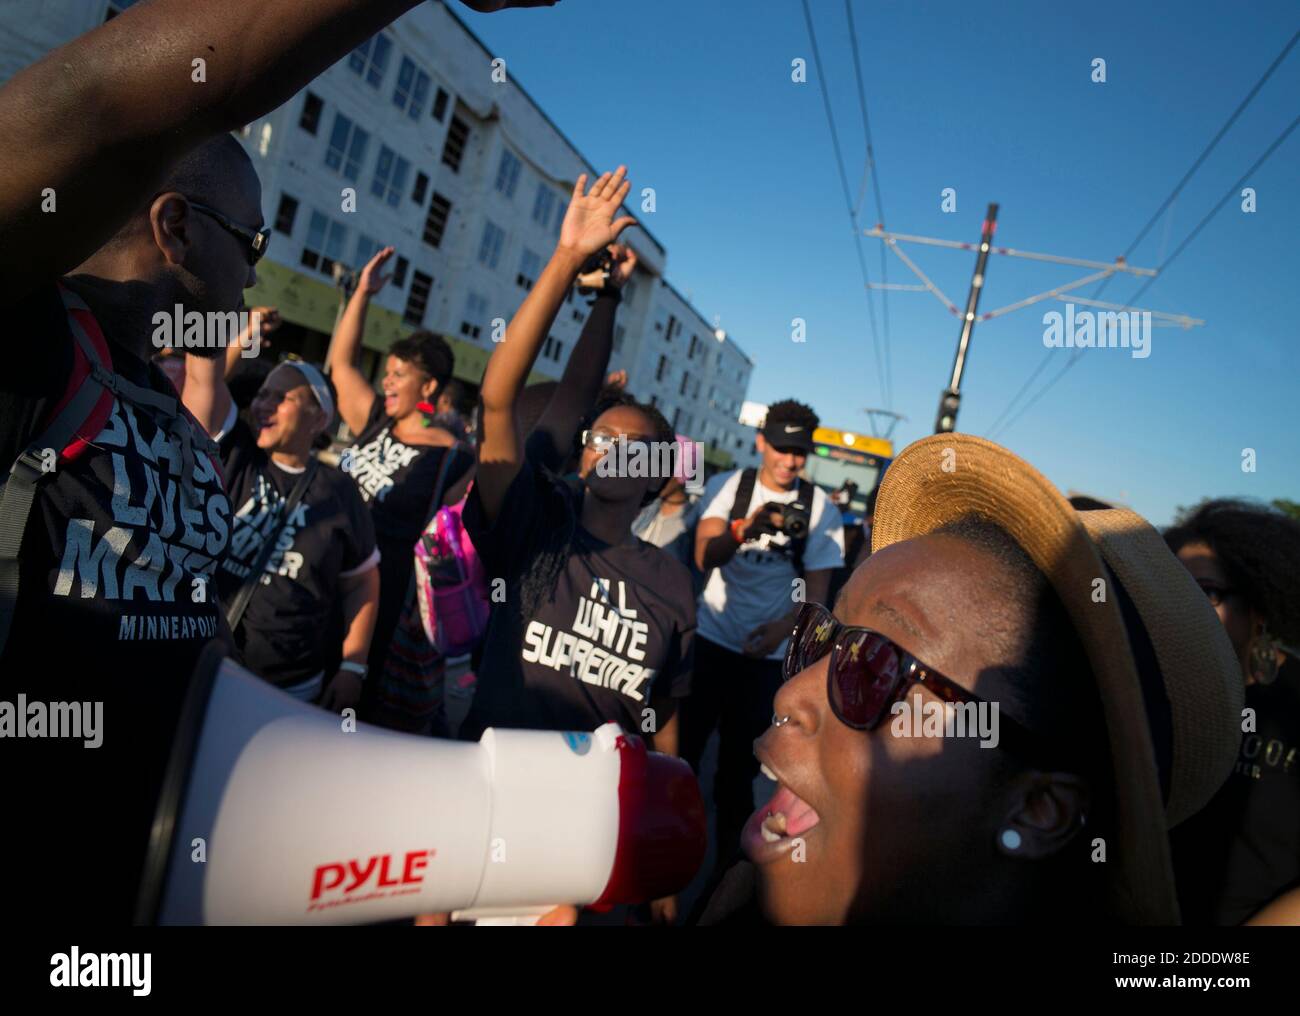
[0,0,554,925]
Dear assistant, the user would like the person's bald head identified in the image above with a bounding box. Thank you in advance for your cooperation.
[83,133,264,318]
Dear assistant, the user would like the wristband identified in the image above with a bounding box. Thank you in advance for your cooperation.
[730,518,748,544]
[338,661,369,682]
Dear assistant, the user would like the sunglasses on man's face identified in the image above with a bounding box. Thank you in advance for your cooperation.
[783,602,1051,761]
[189,200,270,266]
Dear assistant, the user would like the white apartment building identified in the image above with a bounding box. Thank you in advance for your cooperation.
[0,0,755,459]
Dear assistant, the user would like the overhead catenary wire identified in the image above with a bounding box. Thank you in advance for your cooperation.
[984,27,1300,437]
[800,0,888,410]
[845,0,893,409]
[990,111,1300,439]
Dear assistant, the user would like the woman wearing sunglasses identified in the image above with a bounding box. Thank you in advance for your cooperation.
[460,168,695,799]
[687,435,1244,925]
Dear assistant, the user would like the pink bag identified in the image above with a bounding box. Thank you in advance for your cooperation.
[414,496,490,658]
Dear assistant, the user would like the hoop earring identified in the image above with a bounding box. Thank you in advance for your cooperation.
[772,714,792,728]
[1248,629,1280,685]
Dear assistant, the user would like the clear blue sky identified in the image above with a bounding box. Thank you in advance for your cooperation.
[461,0,1299,526]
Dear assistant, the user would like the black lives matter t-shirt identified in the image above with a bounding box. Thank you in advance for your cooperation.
[1172,658,1300,925]
[460,461,695,740]
[215,413,378,688]
[338,399,469,674]
[0,283,231,923]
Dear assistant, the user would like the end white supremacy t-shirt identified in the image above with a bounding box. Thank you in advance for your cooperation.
[696,469,844,659]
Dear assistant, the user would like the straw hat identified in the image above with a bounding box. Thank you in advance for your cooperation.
[871,434,1243,925]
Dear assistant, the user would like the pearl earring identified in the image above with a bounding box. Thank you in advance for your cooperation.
[1000,829,1022,851]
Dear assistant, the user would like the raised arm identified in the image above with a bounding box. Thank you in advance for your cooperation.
[183,352,234,439]
[0,0,553,306]
[328,247,394,434]
[526,246,637,471]
[475,169,636,526]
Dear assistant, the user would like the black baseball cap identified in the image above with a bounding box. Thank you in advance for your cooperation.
[761,418,814,454]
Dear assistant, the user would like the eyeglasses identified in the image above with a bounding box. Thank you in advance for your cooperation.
[784,602,1051,760]
[189,200,271,266]
[581,430,651,454]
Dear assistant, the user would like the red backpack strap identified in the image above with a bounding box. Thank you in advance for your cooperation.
[51,283,116,464]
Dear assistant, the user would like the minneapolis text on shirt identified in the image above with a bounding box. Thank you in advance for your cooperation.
[52,400,230,641]
[521,577,657,703]
[222,474,309,584]
[339,429,420,502]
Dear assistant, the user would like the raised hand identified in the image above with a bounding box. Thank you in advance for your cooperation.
[358,246,396,296]
[558,167,638,259]
[609,244,639,288]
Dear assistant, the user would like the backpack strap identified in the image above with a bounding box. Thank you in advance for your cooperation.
[729,467,758,524]
[791,477,812,577]
[225,459,319,634]
[0,286,121,660]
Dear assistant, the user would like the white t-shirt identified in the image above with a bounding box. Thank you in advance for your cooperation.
[696,469,845,658]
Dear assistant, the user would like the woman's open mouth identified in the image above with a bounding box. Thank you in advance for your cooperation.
[741,763,822,864]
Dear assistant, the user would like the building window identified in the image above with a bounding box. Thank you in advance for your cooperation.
[679,371,690,396]
[404,271,433,326]
[274,194,299,235]
[665,315,677,343]
[299,92,323,135]
[393,256,409,289]
[672,407,681,429]
[412,172,429,206]
[441,116,470,172]
[656,356,668,382]
[478,221,505,270]
[325,113,370,181]
[572,309,584,323]
[348,34,392,88]
[392,57,431,120]
[460,292,487,340]
[517,248,541,290]
[301,209,348,275]
[613,325,625,352]
[495,149,522,199]
[370,146,410,208]
[432,87,450,122]
[355,234,382,270]
[688,334,698,359]
[532,184,555,228]
[554,341,564,361]
[423,193,452,248]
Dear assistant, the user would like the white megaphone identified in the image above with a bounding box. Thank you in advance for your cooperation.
[135,645,707,925]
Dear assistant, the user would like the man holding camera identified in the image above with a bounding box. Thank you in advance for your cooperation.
[685,399,844,868]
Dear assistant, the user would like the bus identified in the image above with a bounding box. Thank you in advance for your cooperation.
[803,426,894,521]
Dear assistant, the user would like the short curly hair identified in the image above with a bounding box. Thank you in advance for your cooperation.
[388,331,453,390]
[1164,499,1300,644]
[764,398,819,434]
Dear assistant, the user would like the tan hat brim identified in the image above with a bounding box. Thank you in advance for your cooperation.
[871,433,1178,924]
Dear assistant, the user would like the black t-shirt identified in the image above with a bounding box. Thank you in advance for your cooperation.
[1172,657,1300,925]
[0,283,232,923]
[338,398,469,675]
[215,414,378,687]
[460,460,695,739]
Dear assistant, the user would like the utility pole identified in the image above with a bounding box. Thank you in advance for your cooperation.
[865,210,1193,436]
[935,204,997,433]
